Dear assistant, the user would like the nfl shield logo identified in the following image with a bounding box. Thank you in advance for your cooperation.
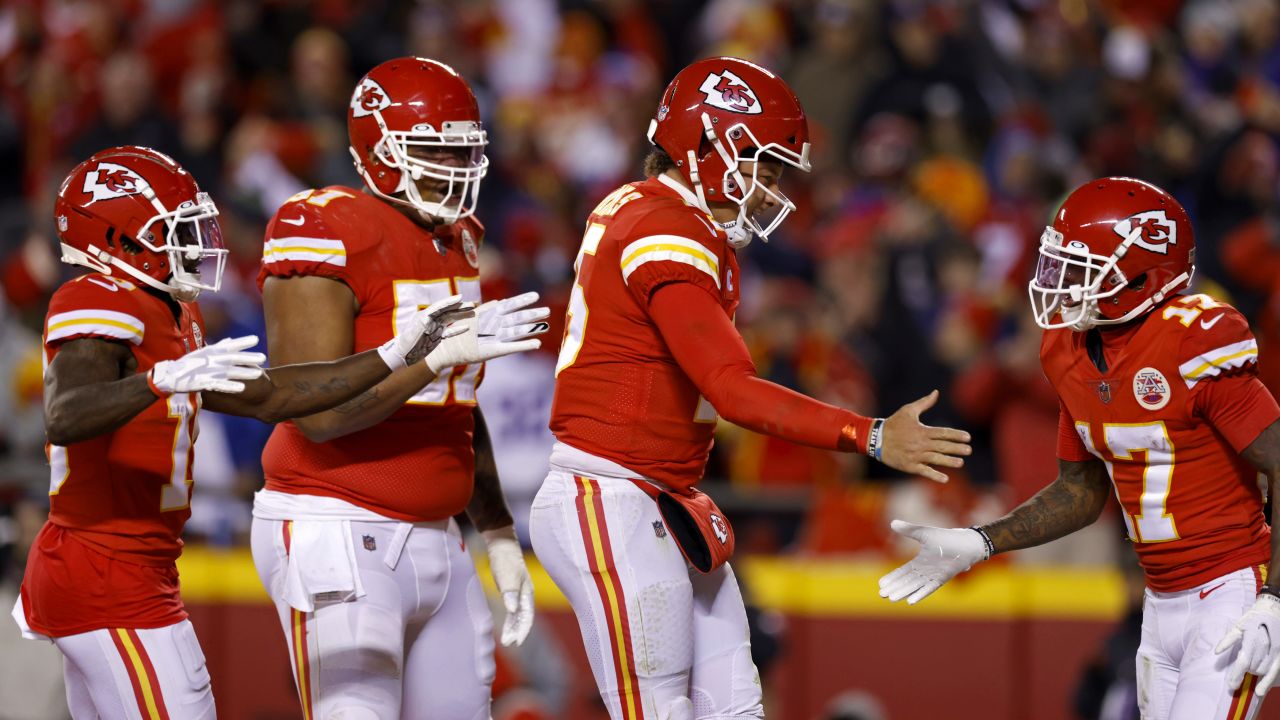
[1096,381,1112,404]
[362,535,377,552]
[652,521,667,539]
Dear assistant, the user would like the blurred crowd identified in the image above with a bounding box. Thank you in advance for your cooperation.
[4,0,1280,567]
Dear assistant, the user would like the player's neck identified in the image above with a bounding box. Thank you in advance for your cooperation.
[658,170,738,224]
[143,284,184,324]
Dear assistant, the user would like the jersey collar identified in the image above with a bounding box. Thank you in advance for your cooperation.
[657,174,708,214]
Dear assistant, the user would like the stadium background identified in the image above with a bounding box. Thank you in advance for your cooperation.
[2,0,1280,718]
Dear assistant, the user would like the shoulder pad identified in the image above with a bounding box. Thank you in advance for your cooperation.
[1171,296,1258,389]
[45,274,148,346]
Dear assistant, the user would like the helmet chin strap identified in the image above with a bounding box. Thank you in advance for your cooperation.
[73,243,199,300]
[717,214,754,249]
[1087,270,1193,329]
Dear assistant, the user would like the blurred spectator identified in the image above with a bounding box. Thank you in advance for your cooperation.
[4,0,1280,591]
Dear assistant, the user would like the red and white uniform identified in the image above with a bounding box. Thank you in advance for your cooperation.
[535,177,774,720]
[258,186,485,521]
[550,177,740,489]
[1043,293,1280,719]
[251,186,494,720]
[15,273,214,720]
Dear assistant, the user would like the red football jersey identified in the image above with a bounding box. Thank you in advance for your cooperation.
[550,177,739,489]
[257,186,485,521]
[21,273,202,635]
[1042,293,1279,592]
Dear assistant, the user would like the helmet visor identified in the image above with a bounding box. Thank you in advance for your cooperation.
[1027,226,1125,330]
[144,191,228,296]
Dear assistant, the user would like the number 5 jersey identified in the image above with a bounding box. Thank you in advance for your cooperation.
[1043,294,1280,591]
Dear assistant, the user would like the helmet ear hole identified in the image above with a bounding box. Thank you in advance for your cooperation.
[1126,273,1147,291]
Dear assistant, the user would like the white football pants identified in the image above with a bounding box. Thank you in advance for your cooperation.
[529,467,763,720]
[1138,564,1268,719]
[54,619,214,720]
[251,518,495,720]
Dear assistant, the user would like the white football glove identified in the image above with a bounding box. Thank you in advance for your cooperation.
[376,294,471,371]
[878,520,989,605]
[1216,593,1280,695]
[149,335,266,395]
[426,291,549,374]
[482,526,534,647]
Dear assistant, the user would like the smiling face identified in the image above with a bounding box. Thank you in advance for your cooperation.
[705,157,785,224]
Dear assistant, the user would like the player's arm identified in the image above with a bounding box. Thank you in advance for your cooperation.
[979,457,1112,552]
[647,281,970,481]
[201,344,404,423]
[43,338,160,446]
[255,275,445,442]
[469,406,534,647]
[467,407,514,532]
[878,457,1110,605]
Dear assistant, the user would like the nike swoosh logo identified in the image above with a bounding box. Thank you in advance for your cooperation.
[85,277,119,292]
[1200,582,1226,600]
[1200,314,1223,330]
[279,216,306,226]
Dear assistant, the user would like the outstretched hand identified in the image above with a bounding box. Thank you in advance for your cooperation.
[879,390,971,483]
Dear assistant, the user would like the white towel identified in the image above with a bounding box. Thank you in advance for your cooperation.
[280,520,366,612]
[10,595,50,642]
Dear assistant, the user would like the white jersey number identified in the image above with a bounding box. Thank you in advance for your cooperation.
[394,276,482,405]
[1077,420,1179,543]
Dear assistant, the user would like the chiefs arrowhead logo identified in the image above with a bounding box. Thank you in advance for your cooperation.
[709,513,729,544]
[82,162,146,203]
[1113,209,1177,255]
[699,70,762,115]
[351,78,392,118]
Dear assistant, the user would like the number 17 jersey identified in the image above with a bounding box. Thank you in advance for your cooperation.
[1043,294,1280,591]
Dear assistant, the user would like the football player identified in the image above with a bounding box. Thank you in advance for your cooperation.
[14,145,474,719]
[881,177,1280,719]
[249,57,547,719]
[530,56,972,720]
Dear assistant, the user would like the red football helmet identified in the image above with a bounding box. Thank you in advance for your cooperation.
[1029,177,1195,331]
[54,146,226,301]
[348,57,488,224]
[647,56,811,248]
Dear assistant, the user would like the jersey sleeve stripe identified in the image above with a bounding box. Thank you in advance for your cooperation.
[620,235,720,288]
[263,237,348,266]
[263,237,348,267]
[266,237,346,251]
[1179,339,1259,388]
[46,310,144,345]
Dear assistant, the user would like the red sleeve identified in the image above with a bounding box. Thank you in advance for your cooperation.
[1057,403,1094,462]
[648,281,872,452]
[44,275,146,349]
[1193,373,1280,452]
[256,187,362,292]
[620,210,726,305]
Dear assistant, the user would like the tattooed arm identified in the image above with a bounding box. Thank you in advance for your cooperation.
[880,456,1111,605]
[200,348,399,423]
[254,274,443,442]
[979,457,1113,554]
